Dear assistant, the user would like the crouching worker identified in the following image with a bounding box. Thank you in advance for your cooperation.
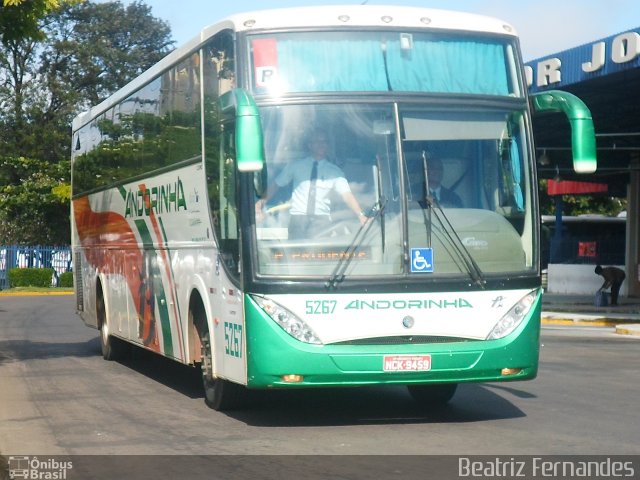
[594,265,626,306]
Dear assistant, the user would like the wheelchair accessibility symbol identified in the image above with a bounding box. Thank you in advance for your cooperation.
[411,248,434,273]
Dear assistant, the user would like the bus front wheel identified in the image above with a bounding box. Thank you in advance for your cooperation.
[196,315,245,411]
[407,383,458,407]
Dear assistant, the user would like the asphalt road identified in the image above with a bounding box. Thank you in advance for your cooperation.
[1,295,639,458]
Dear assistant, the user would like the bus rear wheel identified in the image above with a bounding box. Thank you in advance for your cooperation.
[197,318,246,411]
[97,287,127,361]
[407,383,458,407]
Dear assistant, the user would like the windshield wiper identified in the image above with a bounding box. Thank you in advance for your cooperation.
[374,155,385,252]
[420,151,485,289]
[325,197,387,289]
[429,200,486,289]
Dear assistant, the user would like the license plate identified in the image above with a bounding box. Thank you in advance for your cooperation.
[383,355,432,372]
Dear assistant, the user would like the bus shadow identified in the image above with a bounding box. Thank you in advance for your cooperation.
[115,345,204,399]
[105,345,533,425]
[230,383,531,427]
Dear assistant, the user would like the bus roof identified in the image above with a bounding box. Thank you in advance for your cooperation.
[72,5,516,131]
[217,5,516,36]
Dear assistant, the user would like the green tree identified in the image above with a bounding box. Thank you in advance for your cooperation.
[539,179,627,217]
[9,0,174,161]
[0,0,174,245]
[0,0,80,42]
[41,1,173,108]
[0,157,70,244]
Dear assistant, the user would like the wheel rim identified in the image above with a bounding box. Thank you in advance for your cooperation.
[200,331,215,390]
[98,290,108,347]
[101,319,109,346]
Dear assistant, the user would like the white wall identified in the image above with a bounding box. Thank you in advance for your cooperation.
[547,264,627,295]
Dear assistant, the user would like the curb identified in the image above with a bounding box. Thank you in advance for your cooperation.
[614,325,640,337]
[542,317,618,327]
[542,312,640,337]
[0,291,74,297]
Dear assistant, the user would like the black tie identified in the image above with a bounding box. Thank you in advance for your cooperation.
[307,161,318,215]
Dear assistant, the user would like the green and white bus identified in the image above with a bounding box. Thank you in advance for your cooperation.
[71,5,597,410]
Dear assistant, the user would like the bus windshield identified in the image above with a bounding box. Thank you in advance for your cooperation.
[253,103,535,279]
[249,30,520,96]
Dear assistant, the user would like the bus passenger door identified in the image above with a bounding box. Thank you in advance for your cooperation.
[209,119,247,385]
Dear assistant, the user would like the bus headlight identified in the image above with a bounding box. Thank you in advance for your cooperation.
[487,290,537,340]
[252,296,322,345]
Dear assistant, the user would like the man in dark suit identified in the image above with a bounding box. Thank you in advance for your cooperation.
[427,157,463,208]
[595,265,626,306]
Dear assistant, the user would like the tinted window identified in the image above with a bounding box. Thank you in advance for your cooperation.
[72,52,202,195]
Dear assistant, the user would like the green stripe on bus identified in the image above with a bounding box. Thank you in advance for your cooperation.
[134,219,174,357]
[158,216,183,322]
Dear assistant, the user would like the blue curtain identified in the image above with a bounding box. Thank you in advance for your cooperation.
[511,136,524,209]
[277,39,388,92]
[386,39,510,95]
[274,38,510,95]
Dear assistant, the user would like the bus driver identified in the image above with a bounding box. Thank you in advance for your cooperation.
[256,128,368,239]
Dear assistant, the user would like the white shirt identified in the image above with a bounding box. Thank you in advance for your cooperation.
[276,157,351,216]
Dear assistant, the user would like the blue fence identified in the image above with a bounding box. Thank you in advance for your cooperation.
[0,245,72,290]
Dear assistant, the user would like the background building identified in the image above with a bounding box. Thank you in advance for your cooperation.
[526,27,640,296]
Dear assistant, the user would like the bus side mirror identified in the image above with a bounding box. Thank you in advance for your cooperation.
[530,90,597,174]
[219,89,265,172]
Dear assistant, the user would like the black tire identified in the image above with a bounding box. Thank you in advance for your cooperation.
[193,306,246,411]
[97,286,127,361]
[407,383,458,407]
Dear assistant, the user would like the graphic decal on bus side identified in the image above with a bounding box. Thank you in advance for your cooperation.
[135,220,174,355]
[74,186,184,359]
[139,185,185,359]
[124,178,187,218]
